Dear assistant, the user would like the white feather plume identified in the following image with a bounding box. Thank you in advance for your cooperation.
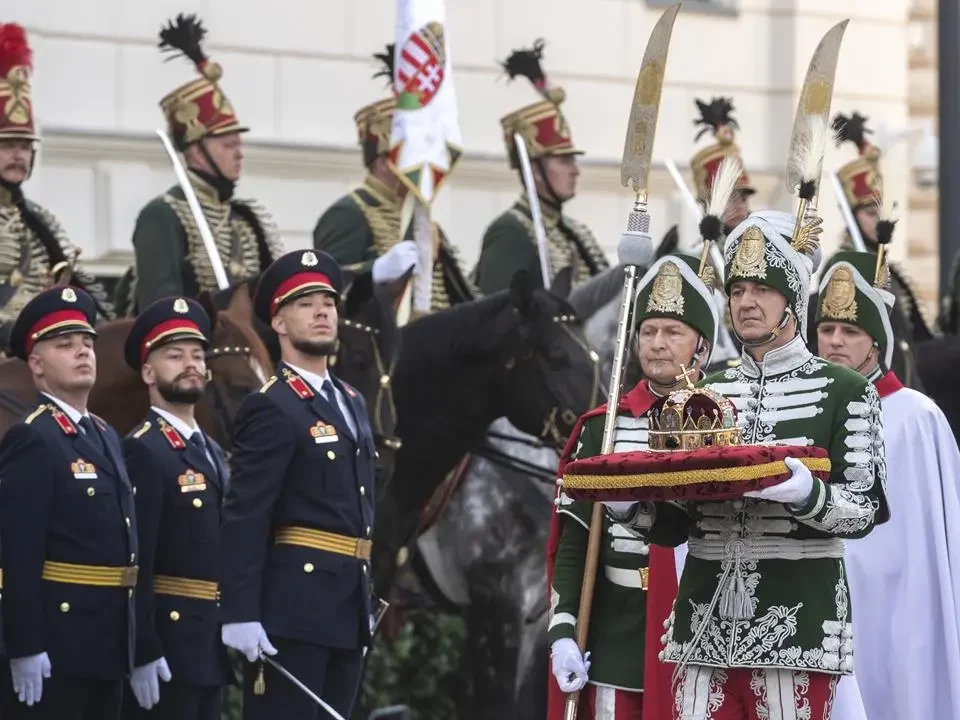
[787,114,830,196]
[875,174,900,222]
[707,155,742,220]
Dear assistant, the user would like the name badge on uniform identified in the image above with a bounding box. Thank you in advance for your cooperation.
[310,421,339,444]
[178,470,207,493]
[71,459,97,480]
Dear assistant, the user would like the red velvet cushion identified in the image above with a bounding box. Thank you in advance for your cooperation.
[561,444,831,502]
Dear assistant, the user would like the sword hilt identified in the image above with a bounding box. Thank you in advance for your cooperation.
[626,195,651,235]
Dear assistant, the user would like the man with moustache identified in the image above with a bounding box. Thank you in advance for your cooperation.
[0,24,110,352]
[816,245,960,720]
[117,14,283,316]
[473,39,608,293]
[121,296,230,719]
[546,253,718,720]
[628,210,889,719]
[0,286,137,719]
[219,250,376,719]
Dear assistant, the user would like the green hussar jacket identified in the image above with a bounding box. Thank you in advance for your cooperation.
[115,171,283,316]
[473,195,610,295]
[654,335,889,675]
[313,175,477,310]
[550,393,687,690]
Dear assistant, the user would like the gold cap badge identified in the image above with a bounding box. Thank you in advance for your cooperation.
[647,261,685,315]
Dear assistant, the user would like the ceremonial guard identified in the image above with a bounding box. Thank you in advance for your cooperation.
[824,112,933,379]
[117,14,283,316]
[547,253,720,720]
[815,229,960,720]
[121,297,230,719]
[638,206,889,719]
[0,287,137,718]
[0,24,110,352]
[219,250,376,719]
[472,39,609,294]
[313,45,475,310]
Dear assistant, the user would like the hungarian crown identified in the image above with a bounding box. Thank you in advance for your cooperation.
[648,372,742,451]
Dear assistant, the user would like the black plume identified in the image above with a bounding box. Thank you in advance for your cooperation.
[501,38,547,87]
[693,97,739,141]
[373,43,395,84]
[699,215,723,243]
[832,112,871,149]
[798,179,817,202]
[656,225,680,260]
[158,13,207,66]
[876,219,896,245]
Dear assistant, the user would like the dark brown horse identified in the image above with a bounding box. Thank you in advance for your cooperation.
[0,284,271,447]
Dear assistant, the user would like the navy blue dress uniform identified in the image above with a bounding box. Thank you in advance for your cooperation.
[0,286,138,719]
[220,250,376,719]
[120,297,230,720]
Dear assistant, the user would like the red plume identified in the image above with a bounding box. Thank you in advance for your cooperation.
[0,24,32,78]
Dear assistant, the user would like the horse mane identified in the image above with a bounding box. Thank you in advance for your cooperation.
[215,311,273,378]
[568,264,628,319]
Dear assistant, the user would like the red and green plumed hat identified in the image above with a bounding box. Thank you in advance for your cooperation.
[689,97,753,202]
[498,39,581,169]
[157,14,248,150]
[0,23,39,142]
[833,111,882,211]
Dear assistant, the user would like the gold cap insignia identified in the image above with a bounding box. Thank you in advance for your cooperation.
[61,287,77,303]
[822,266,858,321]
[647,261,685,315]
[730,226,768,280]
[173,298,189,314]
[301,251,319,267]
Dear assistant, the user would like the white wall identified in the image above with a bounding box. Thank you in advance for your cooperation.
[12,0,911,277]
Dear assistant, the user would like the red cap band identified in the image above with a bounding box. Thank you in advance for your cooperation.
[141,318,205,362]
[271,272,335,317]
[26,310,92,355]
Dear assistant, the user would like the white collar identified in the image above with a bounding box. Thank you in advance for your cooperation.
[151,406,200,440]
[739,334,813,378]
[42,392,88,426]
[286,362,333,394]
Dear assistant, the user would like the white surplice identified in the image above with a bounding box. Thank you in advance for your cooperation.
[844,384,960,720]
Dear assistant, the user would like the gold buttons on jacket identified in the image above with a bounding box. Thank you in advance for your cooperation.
[192,498,203,508]
[169,611,180,622]
[327,450,335,460]
[86,487,95,497]
[303,563,314,573]
[59,602,70,613]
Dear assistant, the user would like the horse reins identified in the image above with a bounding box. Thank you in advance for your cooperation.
[203,342,255,448]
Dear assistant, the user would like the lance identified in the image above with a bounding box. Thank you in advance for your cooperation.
[155,128,230,291]
[514,132,552,287]
[829,170,867,251]
[562,4,681,719]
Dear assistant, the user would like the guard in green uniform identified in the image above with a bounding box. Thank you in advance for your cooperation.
[116,14,283,316]
[547,253,719,720]
[473,39,608,294]
[648,209,889,720]
[313,45,476,311]
[0,24,110,352]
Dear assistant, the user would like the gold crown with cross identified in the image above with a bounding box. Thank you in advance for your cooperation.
[648,365,743,451]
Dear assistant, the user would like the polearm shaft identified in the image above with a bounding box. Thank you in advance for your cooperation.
[514,132,552,288]
[155,128,230,290]
[562,5,681,718]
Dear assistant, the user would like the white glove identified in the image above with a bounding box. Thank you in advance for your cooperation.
[10,652,51,706]
[372,241,419,284]
[743,457,815,506]
[130,657,172,710]
[222,622,278,663]
[602,500,638,518]
[550,637,591,693]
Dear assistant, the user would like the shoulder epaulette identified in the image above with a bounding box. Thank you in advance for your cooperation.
[259,376,278,394]
[24,404,51,425]
[132,421,152,439]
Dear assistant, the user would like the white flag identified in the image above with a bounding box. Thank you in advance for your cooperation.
[388,0,462,206]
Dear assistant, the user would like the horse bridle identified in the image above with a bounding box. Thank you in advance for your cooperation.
[340,318,402,456]
[505,312,602,450]
[203,342,255,449]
